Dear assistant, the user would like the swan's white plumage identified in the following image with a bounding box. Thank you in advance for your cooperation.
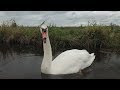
[40,24,95,75]
[50,49,95,74]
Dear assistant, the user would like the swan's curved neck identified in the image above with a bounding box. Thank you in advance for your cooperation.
[41,32,52,73]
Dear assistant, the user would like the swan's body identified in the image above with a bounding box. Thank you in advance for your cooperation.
[50,49,95,74]
[40,24,95,75]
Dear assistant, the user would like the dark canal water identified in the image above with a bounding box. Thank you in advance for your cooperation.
[0,45,120,79]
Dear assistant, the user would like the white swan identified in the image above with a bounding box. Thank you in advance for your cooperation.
[40,24,95,75]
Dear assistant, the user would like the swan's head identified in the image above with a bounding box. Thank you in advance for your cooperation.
[40,24,48,43]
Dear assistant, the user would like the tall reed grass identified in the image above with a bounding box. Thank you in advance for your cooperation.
[0,21,120,53]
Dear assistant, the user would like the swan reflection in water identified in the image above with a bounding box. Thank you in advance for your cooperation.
[40,73,83,79]
[40,67,93,79]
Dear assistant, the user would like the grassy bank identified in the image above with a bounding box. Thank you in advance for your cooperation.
[0,24,120,53]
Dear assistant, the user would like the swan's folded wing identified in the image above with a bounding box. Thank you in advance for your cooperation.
[50,49,94,74]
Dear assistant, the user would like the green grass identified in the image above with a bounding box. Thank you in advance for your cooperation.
[0,24,120,53]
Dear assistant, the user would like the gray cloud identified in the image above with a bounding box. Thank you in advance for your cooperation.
[0,11,120,26]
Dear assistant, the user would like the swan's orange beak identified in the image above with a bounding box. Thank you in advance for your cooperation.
[42,32,47,43]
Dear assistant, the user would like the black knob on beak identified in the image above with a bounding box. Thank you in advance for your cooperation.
[42,29,46,33]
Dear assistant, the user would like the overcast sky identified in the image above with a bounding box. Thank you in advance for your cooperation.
[0,11,120,26]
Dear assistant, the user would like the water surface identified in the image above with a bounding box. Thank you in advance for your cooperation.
[0,47,120,79]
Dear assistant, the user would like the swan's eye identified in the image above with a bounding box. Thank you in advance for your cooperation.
[42,29,47,32]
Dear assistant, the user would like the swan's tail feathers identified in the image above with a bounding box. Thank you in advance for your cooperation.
[90,53,95,59]
[81,53,95,69]
[86,53,95,67]
[90,53,94,57]
[90,53,95,63]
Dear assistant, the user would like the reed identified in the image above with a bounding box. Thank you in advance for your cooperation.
[0,21,120,53]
